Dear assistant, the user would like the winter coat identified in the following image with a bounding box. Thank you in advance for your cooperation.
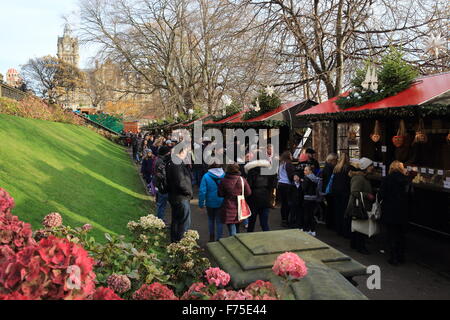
[218,172,252,224]
[345,170,374,218]
[199,169,225,209]
[166,156,193,202]
[141,157,155,178]
[278,162,296,184]
[244,160,277,209]
[380,171,413,225]
[321,162,335,193]
[331,165,355,196]
[303,174,322,202]
[288,182,303,207]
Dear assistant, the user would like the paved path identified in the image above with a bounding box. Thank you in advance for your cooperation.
[130,150,450,300]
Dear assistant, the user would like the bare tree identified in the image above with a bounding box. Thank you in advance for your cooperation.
[78,0,279,116]
[21,55,85,103]
[237,0,449,100]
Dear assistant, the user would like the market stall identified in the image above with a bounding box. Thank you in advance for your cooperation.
[297,72,450,236]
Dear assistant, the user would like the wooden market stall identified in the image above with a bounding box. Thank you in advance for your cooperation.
[297,72,450,236]
[207,100,317,152]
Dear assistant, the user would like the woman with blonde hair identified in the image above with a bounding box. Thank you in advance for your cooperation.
[380,160,413,265]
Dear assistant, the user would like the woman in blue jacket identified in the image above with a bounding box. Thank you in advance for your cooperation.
[199,163,225,242]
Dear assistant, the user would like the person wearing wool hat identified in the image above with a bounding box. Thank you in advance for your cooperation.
[359,157,373,171]
[346,157,375,255]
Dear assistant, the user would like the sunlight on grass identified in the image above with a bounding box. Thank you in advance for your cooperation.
[0,114,153,241]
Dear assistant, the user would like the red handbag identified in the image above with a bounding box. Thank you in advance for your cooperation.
[237,177,252,221]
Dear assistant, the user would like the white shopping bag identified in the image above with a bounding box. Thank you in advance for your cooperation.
[351,218,380,238]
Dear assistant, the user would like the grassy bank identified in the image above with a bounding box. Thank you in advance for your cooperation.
[0,114,152,240]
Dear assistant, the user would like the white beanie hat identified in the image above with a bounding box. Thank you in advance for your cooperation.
[359,157,373,170]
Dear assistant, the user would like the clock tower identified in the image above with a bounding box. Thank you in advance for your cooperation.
[57,24,79,67]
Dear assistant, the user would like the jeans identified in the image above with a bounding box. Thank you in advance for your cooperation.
[277,183,291,223]
[156,192,168,220]
[207,207,223,240]
[192,167,204,186]
[169,199,192,243]
[226,224,238,237]
[247,207,270,232]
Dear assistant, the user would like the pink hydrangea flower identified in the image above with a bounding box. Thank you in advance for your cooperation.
[205,267,230,287]
[42,212,63,228]
[132,283,178,300]
[245,280,278,300]
[107,274,131,293]
[82,224,92,231]
[214,290,253,300]
[180,282,208,300]
[272,252,308,280]
[0,188,15,215]
[92,287,123,300]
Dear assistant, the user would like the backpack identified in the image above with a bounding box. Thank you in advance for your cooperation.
[154,159,170,194]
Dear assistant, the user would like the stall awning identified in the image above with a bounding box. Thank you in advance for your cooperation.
[297,72,450,117]
[180,114,210,127]
[228,100,306,123]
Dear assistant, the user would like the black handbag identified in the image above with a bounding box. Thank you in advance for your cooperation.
[346,192,369,220]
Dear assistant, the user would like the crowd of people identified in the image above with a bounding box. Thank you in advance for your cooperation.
[125,131,414,266]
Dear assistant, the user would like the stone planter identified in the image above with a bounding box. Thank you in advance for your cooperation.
[207,229,368,300]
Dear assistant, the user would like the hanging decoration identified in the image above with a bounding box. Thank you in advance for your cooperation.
[265,86,275,97]
[370,120,381,143]
[424,34,446,59]
[361,64,378,91]
[413,118,428,144]
[392,119,407,148]
[254,98,261,112]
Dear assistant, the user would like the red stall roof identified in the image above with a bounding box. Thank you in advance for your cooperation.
[203,110,247,125]
[181,114,210,127]
[297,73,450,117]
[228,100,305,123]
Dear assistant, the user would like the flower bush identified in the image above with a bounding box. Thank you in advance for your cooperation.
[0,188,295,300]
[127,214,167,252]
[272,252,308,281]
[165,230,211,295]
[0,236,96,300]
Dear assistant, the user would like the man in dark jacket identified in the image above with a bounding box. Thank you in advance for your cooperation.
[166,147,193,242]
[244,159,277,232]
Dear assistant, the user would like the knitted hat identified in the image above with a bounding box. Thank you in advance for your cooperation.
[359,157,373,170]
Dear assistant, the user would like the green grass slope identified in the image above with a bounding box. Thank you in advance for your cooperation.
[0,114,152,240]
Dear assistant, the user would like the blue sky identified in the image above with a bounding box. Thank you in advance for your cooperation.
[0,0,96,75]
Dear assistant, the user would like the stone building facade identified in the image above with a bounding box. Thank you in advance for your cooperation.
[57,25,80,66]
